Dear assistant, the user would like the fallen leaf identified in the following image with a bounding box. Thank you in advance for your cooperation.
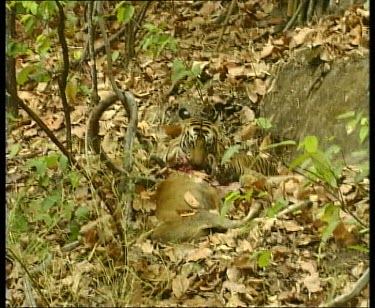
[260,44,274,59]
[282,220,303,232]
[186,247,212,261]
[222,281,247,293]
[172,275,190,299]
[184,191,200,209]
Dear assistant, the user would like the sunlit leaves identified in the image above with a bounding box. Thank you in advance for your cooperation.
[141,23,178,58]
[255,117,272,129]
[114,1,135,24]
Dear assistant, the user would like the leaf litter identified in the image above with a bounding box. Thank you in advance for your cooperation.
[6,1,369,307]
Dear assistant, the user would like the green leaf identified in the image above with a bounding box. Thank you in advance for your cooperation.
[336,111,355,120]
[303,136,318,153]
[75,207,90,222]
[320,204,340,243]
[36,34,51,55]
[143,23,158,32]
[73,50,82,60]
[20,14,37,35]
[348,245,369,253]
[68,220,80,242]
[8,143,21,159]
[257,250,272,268]
[289,152,311,170]
[29,69,51,83]
[359,125,368,144]
[65,80,77,105]
[7,41,32,57]
[324,144,341,159]
[191,64,203,77]
[21,1,38,15]
[224,191,244,203]
[221,145,241,165]
[310,152,338,187]
[45,153,60,169]
[17,65,36,85]
[35,213,53,226]
[351,150,368,158]
[24,157,47,175]
[112,50,120,62]
[266,199,288,218]
[59,155,69,171]
[117,4,134,24]
[42,192,61,211]
[255,118,272,129]
[171,60,190,83]
[69,171,81,188]
[260,140,296,150]
[63,201,74,222]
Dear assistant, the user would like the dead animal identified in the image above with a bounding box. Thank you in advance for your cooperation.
[151,174,262,243]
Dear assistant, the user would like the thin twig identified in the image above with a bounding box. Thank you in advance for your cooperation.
[320,267,369,307]
[7,248,50,307]
[55,0,72,152]
[87,1,99,106]
[216,0,237,52]
[283,0,309,32]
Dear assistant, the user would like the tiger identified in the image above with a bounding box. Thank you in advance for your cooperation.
[163,101,281,180]
[215,153,279,184]
[164,109,227,172]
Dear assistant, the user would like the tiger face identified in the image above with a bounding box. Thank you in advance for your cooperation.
[180,118,222,169]
[164,105,227,172]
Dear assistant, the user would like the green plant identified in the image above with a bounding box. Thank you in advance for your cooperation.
[265,198,289,218]
[15,152,88,240]
[140,23,178,58]
[290,135,342,188]
[290,133,368,256]
[113,1,134,24]
[336,110,369,182]
[221,188,254,220]
[251,250,272,268]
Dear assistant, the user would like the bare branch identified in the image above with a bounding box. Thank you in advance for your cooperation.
[320,267,369,307]
[55,0,72,152]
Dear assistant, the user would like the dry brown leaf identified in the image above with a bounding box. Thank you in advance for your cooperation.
[240,123,258,141]
[253,78,267,95]
[199,1,220,16]
[262,2,274,14]
[43,114,64,130]
[70,106,87,125]
[72,125,86,139]
[23,128,38,139]
[186,247,212,262]
[226,293,247,307]
[236,239,254,253]
[101,109,116,121]
[226,266,240,282]
[172,275,190,299]
[227,66,245,78]
[184,191,200,209]
[222,281,247,293]
[332,222,357,246]
[290,28,316,48]
[260,44,274,59]
[282,220,303,232]
[139,241,154,254]
[259,134,272,151]
[303,271,321,293]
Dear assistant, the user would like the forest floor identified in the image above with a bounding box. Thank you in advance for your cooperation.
[6,1,369,307]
